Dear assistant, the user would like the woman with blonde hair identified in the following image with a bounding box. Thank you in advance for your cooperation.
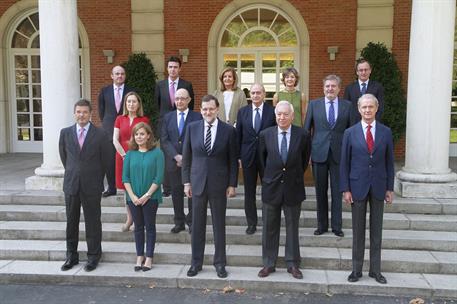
[214,66,247,126]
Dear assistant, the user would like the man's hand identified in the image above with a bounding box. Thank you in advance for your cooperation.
[343,191,353,205]
[385,191,394,204]
[174,154,183,167]
[184,184,192,198]
[226,186,236,198]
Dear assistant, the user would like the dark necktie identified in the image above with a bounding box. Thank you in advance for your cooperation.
[280,131,287,164]
[204,124,212,154]
[366,124,374,153]
[178,112,185,136]
[328,101,335,128]
[254,107,261,133]
[361,82,367,95]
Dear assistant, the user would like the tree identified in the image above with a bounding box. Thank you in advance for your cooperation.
[122,53,159,135]
[360,42,406,142]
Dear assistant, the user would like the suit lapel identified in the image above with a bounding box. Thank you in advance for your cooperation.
[356,123,369,154]
[286,126,298,164]
[81,123,95,154]
[71,124,80,153]
[372,124,384,154]
[317,99,330,130]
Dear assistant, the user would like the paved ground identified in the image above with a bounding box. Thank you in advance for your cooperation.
[1,284,455,304]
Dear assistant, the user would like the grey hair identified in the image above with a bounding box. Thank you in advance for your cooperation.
[322,74,342,86]
[357,93,379,107]
[274,100,294,114]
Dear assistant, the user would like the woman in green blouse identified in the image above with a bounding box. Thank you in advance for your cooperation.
[123,122,164,272]
[272,67,308,127]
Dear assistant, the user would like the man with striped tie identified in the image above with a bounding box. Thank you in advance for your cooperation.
[182,95,238,278]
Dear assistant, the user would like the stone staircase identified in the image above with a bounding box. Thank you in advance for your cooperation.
[0,188,456,298]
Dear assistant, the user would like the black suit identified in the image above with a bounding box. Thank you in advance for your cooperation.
[58,123,110,263]
[161,109,202,228]
[343,80,384,123]
[236,103,276,227]
[304,97,352,233]
[258,125,311,268]
[155,78,195,117]
[182,119,238,268]
[98,84,134,191]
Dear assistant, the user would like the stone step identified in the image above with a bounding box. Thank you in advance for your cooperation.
[0,260,455,298]
[1,190,455,215]
[0,204,456,232]
[1,240,455,274]
[1,221,455,251]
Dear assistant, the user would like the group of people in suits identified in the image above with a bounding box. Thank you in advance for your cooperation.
[58,56,394,284]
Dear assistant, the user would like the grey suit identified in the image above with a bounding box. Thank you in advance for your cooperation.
[182,119,238,268]
[304,97,352,233]
[58,123,110,263]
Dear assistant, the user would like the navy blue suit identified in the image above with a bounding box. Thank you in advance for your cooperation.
[161,109,202,228]
[343,80,384,123]
[236,103,276,227]
[340,121,394,274]
[182,119,238,268]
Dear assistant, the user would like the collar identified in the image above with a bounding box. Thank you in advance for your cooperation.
[178,108,189,116]
[113,84,125,90]
[277,125,291,135]
[325,97,338,104]
[204,118,218,128]
[169,77,180,84]
[77,122,90,132]
[361,120,376,129]
[251,102,264,111]
[358,79,370,86]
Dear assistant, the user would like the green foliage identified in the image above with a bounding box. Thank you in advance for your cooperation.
[122,53,158,134]
[360,42,406,142]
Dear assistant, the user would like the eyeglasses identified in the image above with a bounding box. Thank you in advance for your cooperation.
[175,97,189,101]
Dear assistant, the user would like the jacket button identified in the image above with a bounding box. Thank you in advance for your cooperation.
[282,168,286,171]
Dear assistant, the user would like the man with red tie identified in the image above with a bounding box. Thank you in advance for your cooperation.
[340,93,395,284]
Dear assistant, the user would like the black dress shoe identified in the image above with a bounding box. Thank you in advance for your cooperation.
[142,265,152,272]
[369,272,387,284]
[215,266,228,278]
[313,229,327,236]
[347,271,362,282]
[187,265,202,277]
[332,230,344,237]
[162,191,171,198]
[102,190,116,197]
[134,265,142,272]
[170,225,185,233]
[84,261,98,272]
[287,267,303,279]
[245,225,256,235]
[61,259,78,271]
[258,267,276,278]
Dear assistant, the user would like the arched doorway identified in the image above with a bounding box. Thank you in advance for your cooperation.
[208,2,309,103]
[6,10,89,152]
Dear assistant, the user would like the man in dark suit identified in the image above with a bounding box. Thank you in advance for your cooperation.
[257,100,311,280]
[343,58,384,123]
[236,83,276,235]
[98,65,134,197]
[59,99,110,272]
[340,93,394,285]
[155,56,195,197]
[304,74,352,237]
[161,88,202,234]
[182,95,238,278]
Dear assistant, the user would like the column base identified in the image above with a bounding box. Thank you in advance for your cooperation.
[24,166,64,191]
[395,170,457,198]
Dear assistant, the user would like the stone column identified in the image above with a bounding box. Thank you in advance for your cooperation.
[25,0,80,190]
[395,0,457,198]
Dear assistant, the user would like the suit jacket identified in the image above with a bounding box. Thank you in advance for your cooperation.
[343,80,384,123]
[182,119,238,197]
[214,88,247,125]
[155,78,195,116]
[339,122,394,201]
[258,125,311,206]
[303,97,352,164]
[59,123,111,195]
[160,109,202,172]
[236,102,276,168]
[98,84,134,139]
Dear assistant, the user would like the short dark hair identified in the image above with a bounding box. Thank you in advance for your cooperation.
[128,122,156,151]
[355,58,372,70]
[73,99,92,112]
[167,56,182,67]
[201,94,219,108]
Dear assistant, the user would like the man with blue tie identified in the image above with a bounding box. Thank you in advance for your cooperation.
[236,83,276,235]
[304,75,352,237]
[182,95,238,278]
[343,58,384,124]
[257,100,311,279]
[161,89,202,234]
[340,93,394,284]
